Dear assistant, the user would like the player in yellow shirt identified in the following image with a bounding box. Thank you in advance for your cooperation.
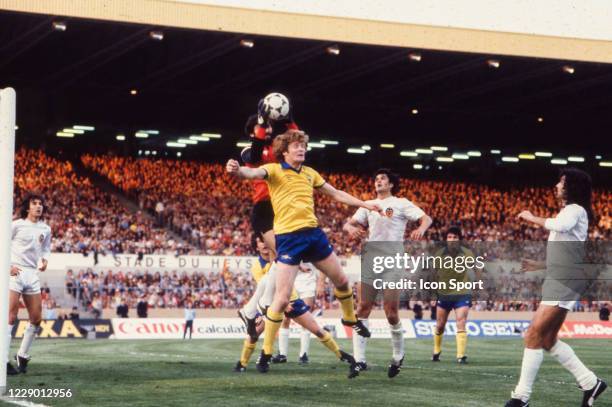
[234,235,359,378]
[227,129,380,373]
[431,226,479,364]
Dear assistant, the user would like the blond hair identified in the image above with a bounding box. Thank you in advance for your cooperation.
[272,129,309,162]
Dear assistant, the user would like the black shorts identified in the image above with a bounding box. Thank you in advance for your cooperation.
[251,200,274,237]
[185,320,193,329]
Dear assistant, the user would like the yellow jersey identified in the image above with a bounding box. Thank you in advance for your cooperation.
[261,162,326,235]
[251,256,272,284]
[434,246,475,296]
[250,256,299,301]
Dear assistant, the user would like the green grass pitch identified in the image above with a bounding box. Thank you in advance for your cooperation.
[3,338,611,407]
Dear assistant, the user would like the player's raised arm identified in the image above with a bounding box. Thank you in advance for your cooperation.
[225,159,267,179]
[318,183,382,213]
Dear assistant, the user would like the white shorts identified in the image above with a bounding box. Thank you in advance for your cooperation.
[540,300,575,311]
[295,270,316,299]
[9,266,41,295]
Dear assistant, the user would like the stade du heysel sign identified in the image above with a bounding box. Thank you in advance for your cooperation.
[48,253,258,271]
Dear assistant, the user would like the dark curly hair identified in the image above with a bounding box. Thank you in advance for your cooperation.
[19,193,45,219]
[445,225,462,240]
[559,168,593,223]
[374,168,400,195]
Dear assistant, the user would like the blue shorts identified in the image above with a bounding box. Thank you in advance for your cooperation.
[285,298,311,319]
[275,227,333,266]
[437,295,472,311]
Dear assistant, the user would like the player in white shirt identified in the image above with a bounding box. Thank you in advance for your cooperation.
[506,169,607,407]
[272,262,322,365]
[183,301,196,339]
[6,194,52,375]
[344,169,432,378]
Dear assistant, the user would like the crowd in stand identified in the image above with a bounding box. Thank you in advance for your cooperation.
[13,149,174,256]
[81,154,611,258]
[64,264,611,314]
[64,267,255,313]
[13,149,611,313]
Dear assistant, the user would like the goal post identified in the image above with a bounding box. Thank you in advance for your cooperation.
[0,87,16,394]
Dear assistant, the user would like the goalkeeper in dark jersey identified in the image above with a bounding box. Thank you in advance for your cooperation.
[237,93,299,338]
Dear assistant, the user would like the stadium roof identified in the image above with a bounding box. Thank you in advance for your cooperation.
[1,10,611,183]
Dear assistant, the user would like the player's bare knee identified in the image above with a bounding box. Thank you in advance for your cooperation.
[455,319,467,331]
[8,313,17,325]
[384,304,399,324]
[335,277,349,291]
[524,328,543,348]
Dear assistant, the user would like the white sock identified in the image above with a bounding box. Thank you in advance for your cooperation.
[549,340,598,390]
[258,263,277,311]
[6,324,13,363]
[244,274,267,319]
[299,327,311,356]
[18,323,37,358]
[512,348,544,402]
[352,319,368,363]
[390,322,405,362]
[278,327,290,357]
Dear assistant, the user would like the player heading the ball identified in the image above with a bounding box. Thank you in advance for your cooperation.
[227,129,382,373]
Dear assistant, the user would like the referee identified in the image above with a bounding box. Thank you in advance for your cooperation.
[183,301,196,340]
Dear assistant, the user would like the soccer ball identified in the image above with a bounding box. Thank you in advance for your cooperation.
[262,92,290,121]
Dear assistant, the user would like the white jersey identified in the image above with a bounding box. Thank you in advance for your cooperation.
[11,218,52,268]
[352,196,425,242]
[545,204,588,242]
[295,262,318,298]
[184,308,196,321]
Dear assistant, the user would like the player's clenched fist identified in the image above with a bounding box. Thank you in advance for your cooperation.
[226,159,240,174]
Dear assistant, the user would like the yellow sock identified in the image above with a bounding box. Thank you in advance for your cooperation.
[240,339,256,366]
[262,309,284,355]
[456,330,467,358]
[319,331,342,359]
[433,330,443,355]
[334,287,356,323]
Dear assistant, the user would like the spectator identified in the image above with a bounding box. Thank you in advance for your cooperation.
[600,303,610,321]
[412,302,423,320]
[43,300,57,320]
[69,306,80,320]
[117,299,129,318]
[137,295,148,318]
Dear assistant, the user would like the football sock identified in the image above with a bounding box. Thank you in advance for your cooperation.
[299,327,311,356]
[262,309,283,355]
[549,340,597,390]
[278,327,290,356]
[512,348,543,402]
[319,331,341,359]
[240,338,256,367]
[334,287,356,323]
[352,319,368,363]
[18,323,37,358]
[244,274,267,319]
[433,329,443,355]
[456,330,467,359]
[390,322,405,362]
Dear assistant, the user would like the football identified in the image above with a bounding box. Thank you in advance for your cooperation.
[262,92,290,121]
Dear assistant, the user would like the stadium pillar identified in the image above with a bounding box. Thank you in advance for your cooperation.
[0,88,16,394]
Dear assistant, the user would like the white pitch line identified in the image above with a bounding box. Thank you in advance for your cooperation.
[0,396,52,407]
